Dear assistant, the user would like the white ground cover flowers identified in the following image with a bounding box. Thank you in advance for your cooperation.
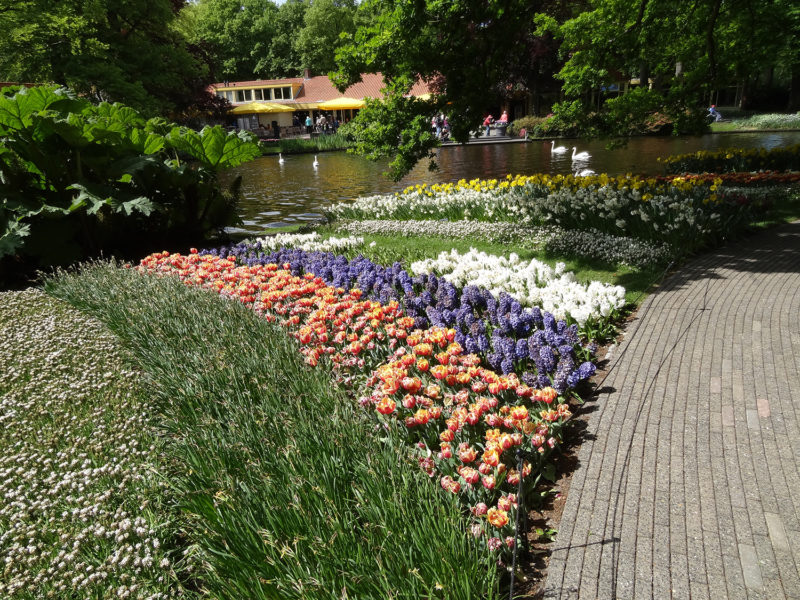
[335,219,674,268]
[410,249,627,324]
[253,231,364,253]
[0,290,175,599]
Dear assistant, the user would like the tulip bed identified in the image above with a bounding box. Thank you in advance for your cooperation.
[137,248,597,556]
[200,238,624,336]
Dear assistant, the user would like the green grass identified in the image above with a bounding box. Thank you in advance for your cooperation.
[45,263,498,600]
[260,133,352,155]
[710,112,800,132]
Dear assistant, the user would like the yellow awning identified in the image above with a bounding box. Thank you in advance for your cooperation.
[317,97,366,110]
[290,102,320,110]
[229,102,294,115]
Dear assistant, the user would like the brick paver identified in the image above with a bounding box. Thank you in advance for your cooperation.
[544,222,800,599]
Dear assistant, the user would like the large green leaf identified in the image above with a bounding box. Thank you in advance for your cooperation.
[166,126,260,169]
[68,183,154,217]
[128,128,165,155]
[0,216,31,259]
[0,86,83,132]
[93,102,146,129]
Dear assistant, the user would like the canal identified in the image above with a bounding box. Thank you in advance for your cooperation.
[223,131,800,233]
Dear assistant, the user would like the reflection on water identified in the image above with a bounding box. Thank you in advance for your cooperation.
[223,131,800,233]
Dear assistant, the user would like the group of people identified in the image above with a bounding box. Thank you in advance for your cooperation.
[299,113,341,135]
[431,113,450,140]
[483,110,509,136]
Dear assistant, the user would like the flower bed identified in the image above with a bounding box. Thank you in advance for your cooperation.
[409,248,626,326]
[326,174,756,252]
[137,249,598,553]
[198,244,602,377]
[252,232,365,253]
[660,144,800,174]
[333,219,674,267]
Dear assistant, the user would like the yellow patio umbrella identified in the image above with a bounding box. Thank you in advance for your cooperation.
[317,97,366,110]
[229,102,294,115]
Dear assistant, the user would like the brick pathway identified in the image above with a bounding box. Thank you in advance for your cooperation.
[544,222,800,599]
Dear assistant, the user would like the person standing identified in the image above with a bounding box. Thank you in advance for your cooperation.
[305,114,313,134]
[483,113,494,137]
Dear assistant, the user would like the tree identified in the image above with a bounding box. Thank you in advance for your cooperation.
[265,0,309,77]
[296,0,357,75]
[0,0,205,115]
[333,0,568,179]
[545,0,799,113]
[186,0,279,81]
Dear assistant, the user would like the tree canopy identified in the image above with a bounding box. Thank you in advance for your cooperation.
[334,0,800,179]
[0,0,205,115]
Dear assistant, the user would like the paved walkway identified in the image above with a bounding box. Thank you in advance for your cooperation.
[544,221,800,599]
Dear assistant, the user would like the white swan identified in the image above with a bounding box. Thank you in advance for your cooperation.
[551,140,568,154]
[278,153,284,164]
[571,147,591,161]
[575,168,596,176]
[312,155,319,167]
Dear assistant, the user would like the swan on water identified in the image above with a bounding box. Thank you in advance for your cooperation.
[551,140,568,154]
[571,147,591,161]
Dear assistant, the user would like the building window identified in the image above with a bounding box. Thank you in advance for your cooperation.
[272,87,283,100]
[236,89,252,102]
[283,86,292,99]
[225,91,233,102]
[254,89,264,101]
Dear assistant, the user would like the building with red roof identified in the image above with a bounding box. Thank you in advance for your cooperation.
[208,71,433,136]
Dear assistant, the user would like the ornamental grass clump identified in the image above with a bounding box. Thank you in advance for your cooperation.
[0,290,175,600]
[46,262,498,599]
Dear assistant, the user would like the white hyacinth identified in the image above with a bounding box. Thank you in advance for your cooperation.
[253,232,364,253]
[410,248,626,324]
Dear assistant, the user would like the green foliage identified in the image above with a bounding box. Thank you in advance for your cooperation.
[0,0,204,115]
[295,0,357,74]
[339,93,440,181]
[333,0,551,178]
[45,263,499,599]
[507,116,550,137]
[550,0,799,118]
[726,112,800,130]
[185,0,279,80]
[0,85,261,265]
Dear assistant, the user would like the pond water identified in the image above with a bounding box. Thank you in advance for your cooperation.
[223,131,800,233]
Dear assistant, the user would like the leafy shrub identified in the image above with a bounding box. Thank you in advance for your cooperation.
[507,116,550,137]
[0,85,260,267]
